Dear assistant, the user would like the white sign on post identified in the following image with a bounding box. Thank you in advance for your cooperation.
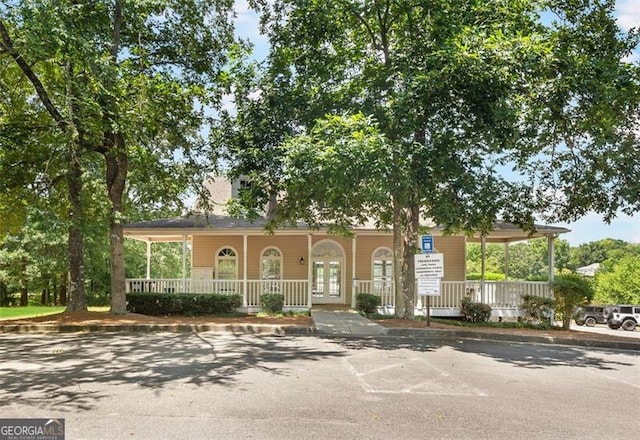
[417,277,441,296]
[414,253,444,279]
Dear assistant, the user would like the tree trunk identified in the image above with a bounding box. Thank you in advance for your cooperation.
[392,199,405,318]
[59,272,67,306]
[66,144,87,312]
[20,261,28,306]
[105,133,128,315]
[102,3,128,316]
[0,281,8,306]
[41,274,51,305]
[401,194,420,319]
[52,277,58,306]
[41,289,48,306]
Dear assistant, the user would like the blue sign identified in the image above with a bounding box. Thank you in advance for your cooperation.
[421,235,434,253]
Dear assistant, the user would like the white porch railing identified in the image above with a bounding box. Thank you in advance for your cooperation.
[126,278,552,315]
[355,280,552,315]
[126,278,309,310]
[245,280,309,309]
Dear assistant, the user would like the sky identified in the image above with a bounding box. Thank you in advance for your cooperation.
[230,0,640,247]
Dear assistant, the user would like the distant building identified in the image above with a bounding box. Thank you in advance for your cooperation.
[576,263,601,277]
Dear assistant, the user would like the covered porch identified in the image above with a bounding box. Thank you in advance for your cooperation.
[124,215,567,317]
[125,277,553,317]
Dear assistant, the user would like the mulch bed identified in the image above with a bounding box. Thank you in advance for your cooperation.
[1,311,313,327]
[2,312,638,344]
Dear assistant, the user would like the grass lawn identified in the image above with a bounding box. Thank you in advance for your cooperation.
[0,306,110,321]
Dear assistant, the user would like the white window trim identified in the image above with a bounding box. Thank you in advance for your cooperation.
[371,246,393,281]
[260,246,283,280]
[215,246,238,279]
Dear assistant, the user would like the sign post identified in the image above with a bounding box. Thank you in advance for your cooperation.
[414,254,444,327]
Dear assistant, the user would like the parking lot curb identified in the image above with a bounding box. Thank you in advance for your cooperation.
[1,322,637,350]
[0,323,312,335]
[384,327,640,351]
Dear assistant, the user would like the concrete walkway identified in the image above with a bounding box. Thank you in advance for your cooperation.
[311,310,388,336]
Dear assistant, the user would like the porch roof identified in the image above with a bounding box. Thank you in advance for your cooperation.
[124,213,570,244]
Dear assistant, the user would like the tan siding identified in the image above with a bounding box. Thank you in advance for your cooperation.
[189,233,467,285]
[354,236,394,280]
[191,235,244,278]
[247,235,308,280]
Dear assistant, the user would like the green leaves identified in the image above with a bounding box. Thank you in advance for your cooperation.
[275,113,390,232]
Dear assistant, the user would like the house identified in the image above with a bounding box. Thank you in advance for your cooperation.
[576,263,601,277]
[123,178,569,317]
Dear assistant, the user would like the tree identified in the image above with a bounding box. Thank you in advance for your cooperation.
[1,1,236,313]
[569,239,638,269]
[519,1,640,223]
[228,1,635,318]
[466,243,505,276]
[232,0,556,318]
[593,255,640,305]
[551,273,594,330]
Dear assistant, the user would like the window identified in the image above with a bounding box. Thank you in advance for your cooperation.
[216,247,237,280]
[261,247,282,293]
[261,247,282,280]
[372,247,393,281]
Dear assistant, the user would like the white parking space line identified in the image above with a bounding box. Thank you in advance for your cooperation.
[343,352,488,397]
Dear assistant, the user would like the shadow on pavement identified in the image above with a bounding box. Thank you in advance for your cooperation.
[0,332,345,411]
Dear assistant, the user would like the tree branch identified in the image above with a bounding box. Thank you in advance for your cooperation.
[0,20,67,132]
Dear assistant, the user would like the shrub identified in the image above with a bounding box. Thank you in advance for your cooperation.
[552,273,594,330]
[356,293,381,318]
[126,292,242,316]
[460,297,492,322]
[521,294,555,324]
[261,293,285,314]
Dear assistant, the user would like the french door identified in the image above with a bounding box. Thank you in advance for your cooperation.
[311,240,344,304]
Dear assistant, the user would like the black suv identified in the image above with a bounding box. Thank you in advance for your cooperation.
[574,306,606,327]
[603,305,640,331]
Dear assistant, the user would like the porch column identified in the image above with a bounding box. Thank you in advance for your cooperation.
[146,241,152,280]
[181,234,187,293]
[504,242,510,282]
[547,234,556,283]
[307,234,312,309]
[243,234,248,308]
[351,235,357,308]
[480,234,486,304]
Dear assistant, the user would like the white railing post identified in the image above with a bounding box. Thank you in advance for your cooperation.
[243,234,248,308]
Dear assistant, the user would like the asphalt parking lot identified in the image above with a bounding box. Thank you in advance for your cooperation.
[1,331,638,439]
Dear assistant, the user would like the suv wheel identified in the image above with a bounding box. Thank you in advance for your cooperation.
[608,322,621,330]
[621,319,637,331]
[584,316,597,327]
